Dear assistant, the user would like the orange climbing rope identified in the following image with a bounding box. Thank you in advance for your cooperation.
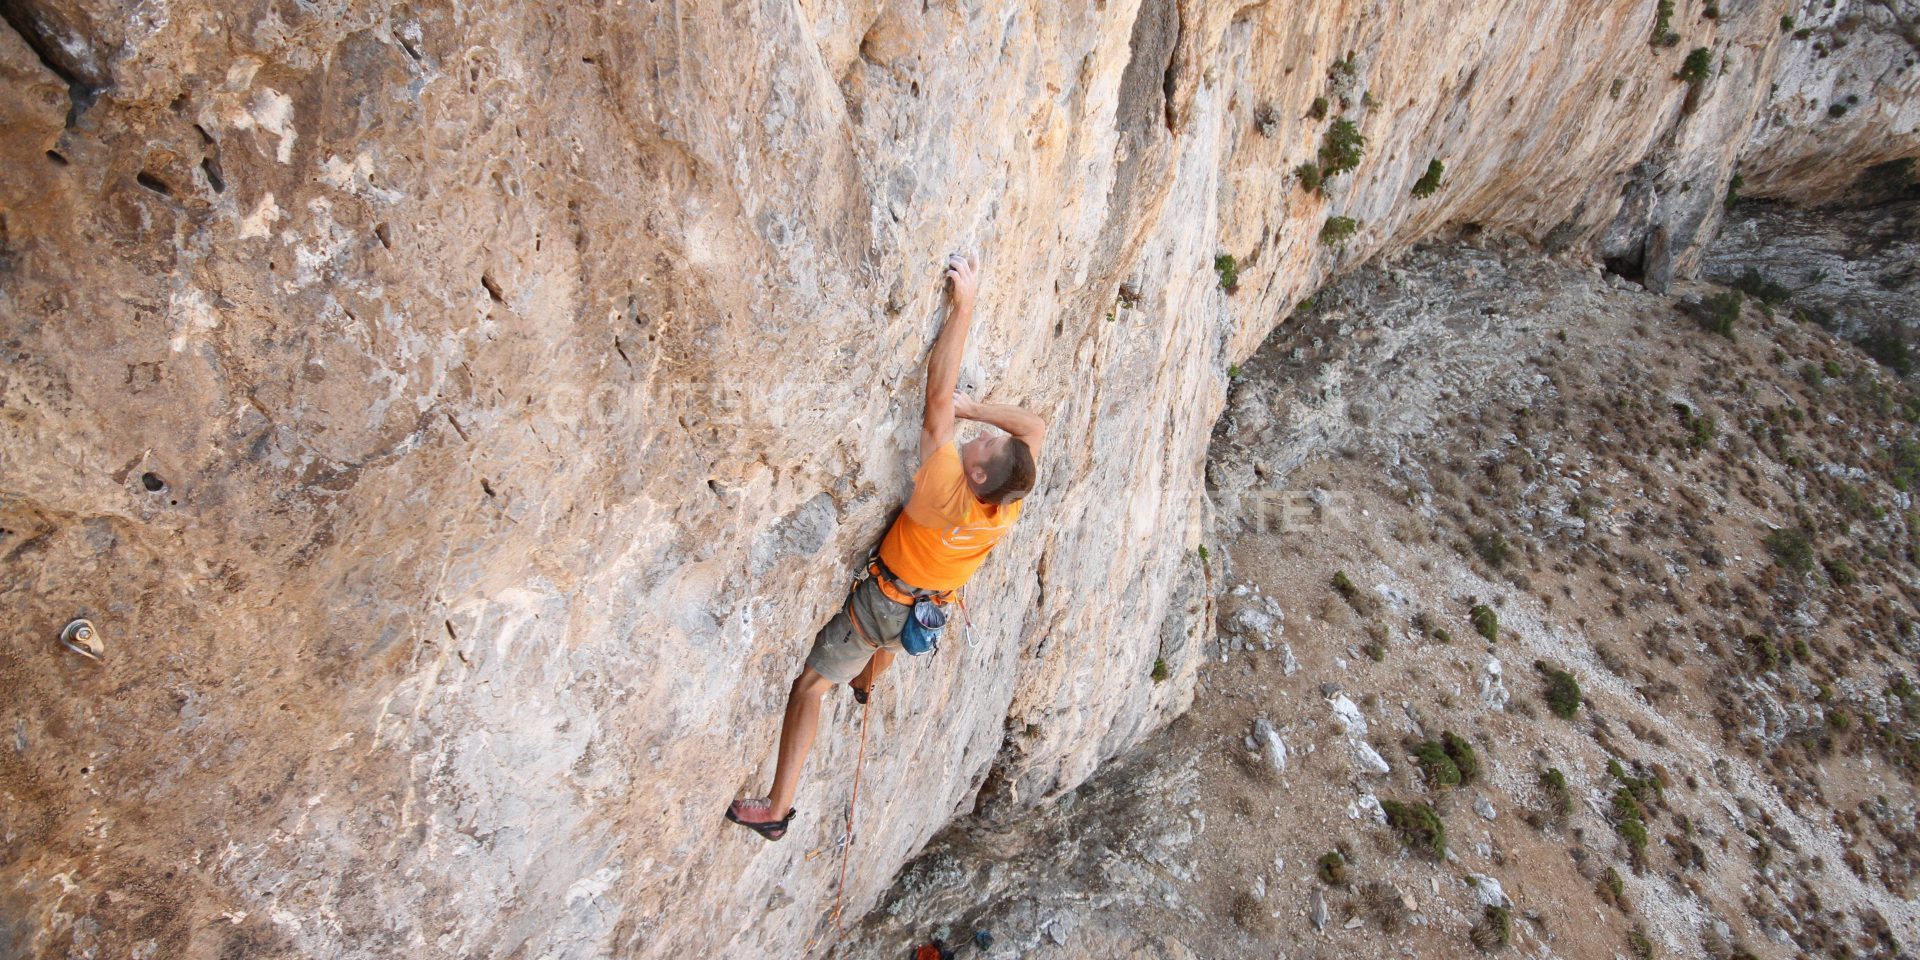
[831,690,873,941]
[803,688,873,955]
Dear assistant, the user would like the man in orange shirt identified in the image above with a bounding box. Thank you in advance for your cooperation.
[727,253,1046,841]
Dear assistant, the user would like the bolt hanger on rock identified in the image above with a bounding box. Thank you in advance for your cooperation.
[60,619,104,662]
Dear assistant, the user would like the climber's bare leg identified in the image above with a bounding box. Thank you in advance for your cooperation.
[768,666,835,816]
[851,647,895,693]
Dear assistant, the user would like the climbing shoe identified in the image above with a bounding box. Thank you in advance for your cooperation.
[725,797,796,842]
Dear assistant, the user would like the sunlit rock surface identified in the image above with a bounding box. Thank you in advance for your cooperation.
[1,0,1913,956]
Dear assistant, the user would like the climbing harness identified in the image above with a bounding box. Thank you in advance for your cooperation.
[856,550,954,656]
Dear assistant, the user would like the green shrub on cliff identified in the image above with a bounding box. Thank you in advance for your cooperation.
[1689,291,1741,338]
[1319,119,1366,178]
[1321,216,1359,246]
[1677,47,1712,84]
[1214,254,1238,291]
[1412,159,1445,198]
[1538,663,1581,719]
[1414,740,1462,787]
[1382,800,1447,858]
[1470,603,1498,642]
[1651,0,1679,45]
[1859,331,1913,376]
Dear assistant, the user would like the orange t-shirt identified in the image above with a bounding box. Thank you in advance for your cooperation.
[877,442,1024,592]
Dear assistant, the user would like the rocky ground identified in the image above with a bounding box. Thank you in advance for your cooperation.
[846,225,1920,959]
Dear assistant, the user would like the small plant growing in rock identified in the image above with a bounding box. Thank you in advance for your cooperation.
[1359,879,1409,933]
[1253,103,1280,137]
[1617,810,1650,855]
[1628,925,1657,959]
[1613,764,1663,810]
[1332,570,1381,616]
[1673,404,1714,450]
[1687,290,1741,338]
[1213,254,1238,291]
[1538,662,1581,718]
[1858,330,1913,376]
[1470,905,1512,950]
[1723,172,1743,209]
[1309,96,1329,120]
[1730,269,1790,314]
[1602,866,1630,911]
[1230,890,1276,934]
[1472,529,1512,567]
[1382,799,1447,859]
[1443,731,1479,782]
[1470,603,1499,642]
[1151,658,1170,683]
[1319,119,1366,177]
[1780,14,1795,31]
[1412,159,1444,198]
[1320,216,1359,246]
[1651,0,1678,46]
[1611,785,1645,823]
[1606,768,1661,864]
[1317,850,1349,885]
[1824,557,1857,586]
[1539,767,1575,820]
[1676,47,1712,85]
[1414,740,1463,787]
[1764,526,1815,574]
[1746,634,1784,672]
[1296,161,1323,192]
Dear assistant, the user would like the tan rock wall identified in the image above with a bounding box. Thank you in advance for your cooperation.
[0,0,1911,957]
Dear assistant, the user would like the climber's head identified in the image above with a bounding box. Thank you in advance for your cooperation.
[962,434,1035,505]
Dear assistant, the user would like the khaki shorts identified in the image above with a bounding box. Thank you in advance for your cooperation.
[805,576,911,684]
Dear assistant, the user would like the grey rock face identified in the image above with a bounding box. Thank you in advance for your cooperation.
[2,0,1912,957]
[1703,201,1920,344]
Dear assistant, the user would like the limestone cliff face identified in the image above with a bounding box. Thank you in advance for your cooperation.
[0,1,1911,957]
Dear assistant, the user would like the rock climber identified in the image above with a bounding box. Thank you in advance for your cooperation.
[726,253,1046,841]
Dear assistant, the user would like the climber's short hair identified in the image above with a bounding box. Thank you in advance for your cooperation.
[979,438,1036,505]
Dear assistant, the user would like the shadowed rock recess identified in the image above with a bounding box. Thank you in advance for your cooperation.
[0,0,1913,957]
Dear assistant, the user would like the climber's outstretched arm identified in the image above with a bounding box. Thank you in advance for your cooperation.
[953,395,1046,453]
[921,253,978,460]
